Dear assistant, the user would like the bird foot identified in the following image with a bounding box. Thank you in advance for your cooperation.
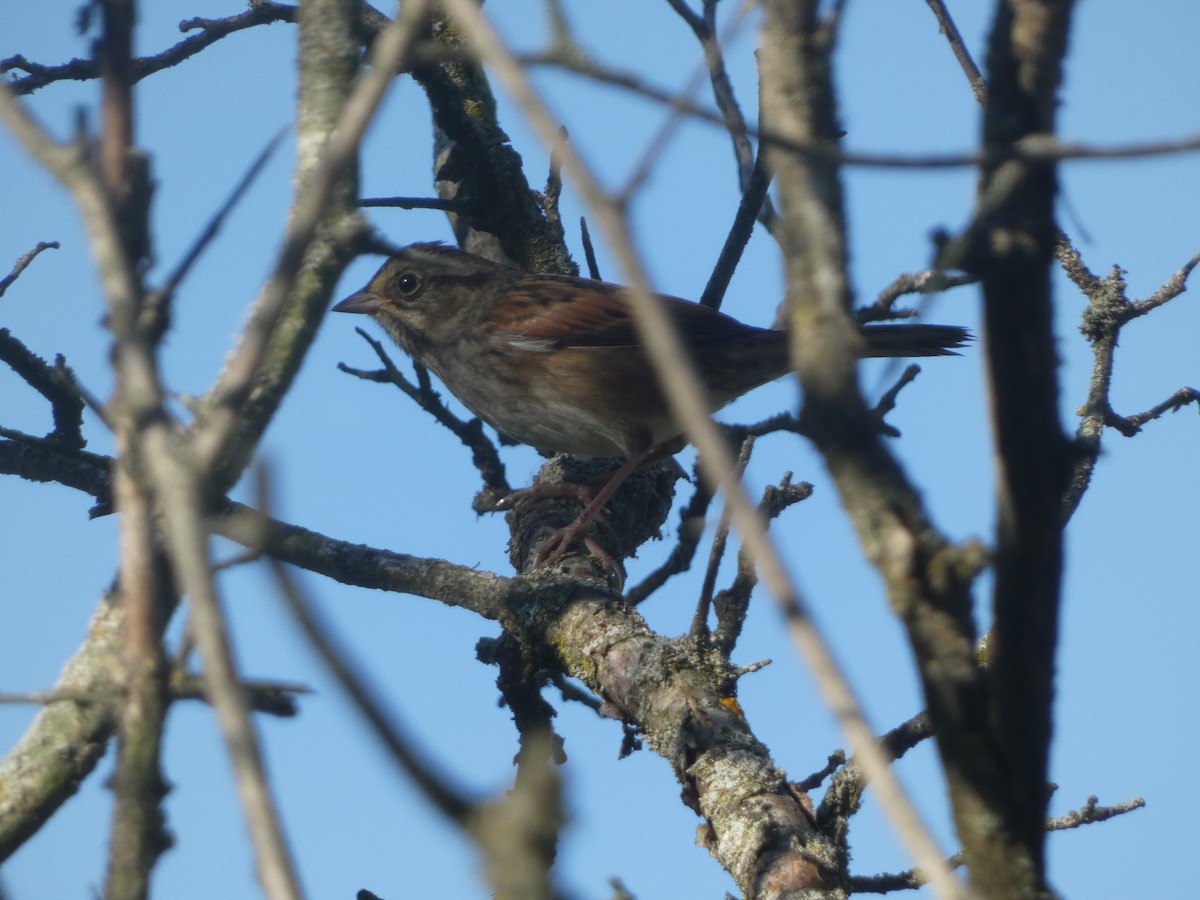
[497,479,626,590]
[494,480,596,510]
[529,520,625,591]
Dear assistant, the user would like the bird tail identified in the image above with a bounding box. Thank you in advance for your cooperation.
[860,323,972,357]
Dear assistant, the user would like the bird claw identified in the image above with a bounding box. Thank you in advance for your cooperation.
[501,484,625,590]
[494,481,595,511]
[531,522,625,591]
[497,465,635,591]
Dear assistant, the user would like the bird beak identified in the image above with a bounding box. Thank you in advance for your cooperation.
[332,290,380,315]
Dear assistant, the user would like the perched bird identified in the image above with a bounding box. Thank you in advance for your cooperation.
[335,242,969,577]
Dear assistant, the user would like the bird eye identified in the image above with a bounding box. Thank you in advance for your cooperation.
[396,272,422,296]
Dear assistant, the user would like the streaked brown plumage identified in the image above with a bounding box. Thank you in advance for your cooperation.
[335,242,969,577]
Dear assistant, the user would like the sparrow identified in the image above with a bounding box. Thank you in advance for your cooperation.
[335,242,969,579]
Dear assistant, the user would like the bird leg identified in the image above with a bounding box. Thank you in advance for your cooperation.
[530,450,647,570]
[498,436,684,587]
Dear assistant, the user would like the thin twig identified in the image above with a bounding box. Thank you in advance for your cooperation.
[547,672,604,714]
[619,0,757,202]
[520,46,1200,168]
[1046,795,1145,831]
[0,680,308,719]
[169,674,310,718]
[543,125,568,232]
[795,751,846,793]
[690,437,755,638]
[144,445,303,900]
[1,3,298,95]
[861,269,978,323]
[1129,248,1200,317]
[0,241,60,297]
[624,469,714,606]
[164,128,287,287]
[850,854,966,894]
[144,128,288,341]
[667,0,774,228]
[923,0,987,103]
[838,132,1200,168]
[870,364,921,434]
[1122,387,1200,431]
[712,474,812,657]
[1064,244,1200,516]
[579,217,601,280]
[339,327,511,500]
[850,795,1144,893]
[698,155,772,310]
[360,195,472,211]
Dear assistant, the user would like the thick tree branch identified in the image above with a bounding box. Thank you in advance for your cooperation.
[412,23,574,272]
[0,435,513,620]
[190,0,431,492]
[531,587,838,896]
[0,430,840,897]
[758,2,979,896]
[967,4,1075,894]
[0,593,123,861]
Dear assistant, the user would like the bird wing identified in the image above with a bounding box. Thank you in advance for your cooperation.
[495,274,757,351]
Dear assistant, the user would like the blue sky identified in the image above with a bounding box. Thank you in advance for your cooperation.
[2,1,1197,897]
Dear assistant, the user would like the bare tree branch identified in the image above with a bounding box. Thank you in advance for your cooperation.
[0,241,59,297]
[861,269,978,324]
[143,128,289,343]
[623,463,715,606]
[0,330,86,449]
[0,435,514,621]
[848,795,1144,893]
[0,678,308,718]
[528,46,1200,168]
[665,0,776,229]
[1046,795,1145,831]
[619,0,757,202]
[758,2,971,894]
[1,3,298,95]
[0,593,123,861]
[699,154,773,310]
[191,0,432,491]
[338,326,511,504]
[689,436,755,639]
[360,195,472,211]
[711,473,813,658]
[1063,244,1199,516]
[924,0,988,103]
[971,2,1075,891]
